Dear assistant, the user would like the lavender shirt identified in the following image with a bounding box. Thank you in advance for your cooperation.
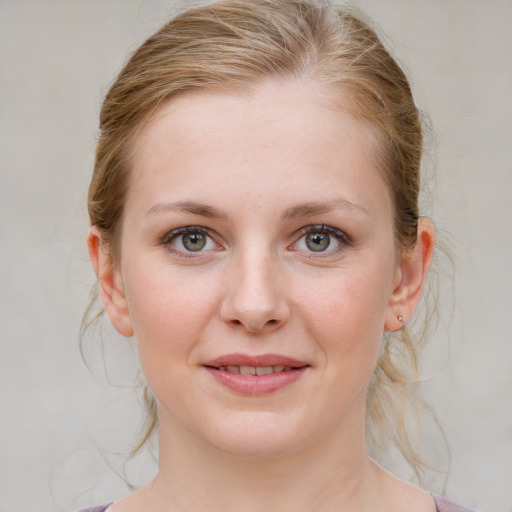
[78,494,476,511]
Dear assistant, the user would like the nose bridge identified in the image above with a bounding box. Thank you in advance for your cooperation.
[221,239,288,333]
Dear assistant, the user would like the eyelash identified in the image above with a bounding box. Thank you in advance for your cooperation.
[291,224,352,258]
[161,226,220,258]
[160,224,352,258]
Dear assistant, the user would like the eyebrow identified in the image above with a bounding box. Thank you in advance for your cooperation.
[145,200,228,219]
[282,198,369,219]
[145,198,368,220]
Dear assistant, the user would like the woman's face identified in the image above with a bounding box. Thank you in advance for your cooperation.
[96,79,414,458]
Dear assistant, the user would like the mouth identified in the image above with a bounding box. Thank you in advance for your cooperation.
[206,364,300,375]
[202,354,310,395]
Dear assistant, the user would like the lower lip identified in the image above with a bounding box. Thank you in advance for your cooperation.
[204,366,309,395]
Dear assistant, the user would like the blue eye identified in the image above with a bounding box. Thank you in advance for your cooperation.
[294,225,349,254]
[164,227,218,253]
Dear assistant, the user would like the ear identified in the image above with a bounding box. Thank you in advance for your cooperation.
[87,226,134,337]
[384,218,435,332]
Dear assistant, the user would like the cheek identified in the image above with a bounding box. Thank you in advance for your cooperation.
[297,263,393,377]
[304,270,390,335]
[123,261,221,372]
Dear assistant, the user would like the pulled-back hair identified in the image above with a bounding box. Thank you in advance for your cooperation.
[86,0,439,482]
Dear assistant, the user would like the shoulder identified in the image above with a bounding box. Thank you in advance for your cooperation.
[76,497,477,512]
[432,494,478,512]
[76,504,113,512]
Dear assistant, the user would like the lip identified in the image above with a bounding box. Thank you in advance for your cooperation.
[202,353,310,396]
[203,353,309,368]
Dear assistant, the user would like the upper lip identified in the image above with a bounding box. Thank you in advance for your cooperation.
[202,353,309,368]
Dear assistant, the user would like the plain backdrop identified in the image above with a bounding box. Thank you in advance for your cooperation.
[1,1,511,511]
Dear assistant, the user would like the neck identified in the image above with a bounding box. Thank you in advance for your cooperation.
[147,401,384,512]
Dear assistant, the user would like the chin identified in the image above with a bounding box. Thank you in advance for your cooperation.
[197,411,315,460]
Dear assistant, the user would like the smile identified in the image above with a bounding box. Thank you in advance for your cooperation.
[202,354,310,395]
[212,365,296,375]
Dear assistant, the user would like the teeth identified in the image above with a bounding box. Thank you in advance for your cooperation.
[240,365,256,375]
[218,365,295,375]
[255,366,273,376]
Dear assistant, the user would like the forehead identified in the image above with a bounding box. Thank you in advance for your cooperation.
[128,79,391,219]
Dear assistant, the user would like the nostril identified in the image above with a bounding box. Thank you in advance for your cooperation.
[228,317,279,331]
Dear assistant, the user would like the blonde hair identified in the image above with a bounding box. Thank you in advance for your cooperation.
[85,0,440,482]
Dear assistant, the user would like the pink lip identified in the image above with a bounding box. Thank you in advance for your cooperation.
[202,353,310,396]
[203,353,308,368]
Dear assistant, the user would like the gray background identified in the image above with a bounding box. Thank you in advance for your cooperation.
[1,1,511,511]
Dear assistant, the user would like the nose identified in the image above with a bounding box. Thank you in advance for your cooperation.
[219,248,290,334]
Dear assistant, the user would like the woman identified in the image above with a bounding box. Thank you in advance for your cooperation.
[81,0,473,510]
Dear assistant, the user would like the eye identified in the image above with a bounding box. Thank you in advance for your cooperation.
[304,232,331,252]
[292,225,350,255]
[163,227,219,254]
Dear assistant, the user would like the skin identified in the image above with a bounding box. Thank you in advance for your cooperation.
[88,78,435,512]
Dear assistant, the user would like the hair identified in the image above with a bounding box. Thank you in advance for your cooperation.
[84,0,442,483]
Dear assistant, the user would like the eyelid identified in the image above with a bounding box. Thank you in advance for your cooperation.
[161,225,212,244]
[290,224,352,255]
[161,225,223,256]
[159,224,351,258]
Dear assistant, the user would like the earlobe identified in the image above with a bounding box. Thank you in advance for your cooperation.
[384,218,435,332]
[87,226,134,337]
